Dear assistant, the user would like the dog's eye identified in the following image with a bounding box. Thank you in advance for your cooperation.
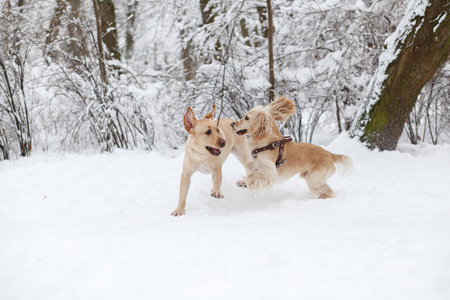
[245,116,249,120]
[205,129,211,135]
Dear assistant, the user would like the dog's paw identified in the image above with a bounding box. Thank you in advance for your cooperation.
[236,180,247,188]
[171,207,185,216]
[247,177,271,190]
[211,190,224,199]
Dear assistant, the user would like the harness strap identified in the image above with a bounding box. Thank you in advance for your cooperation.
[251,136,293,169]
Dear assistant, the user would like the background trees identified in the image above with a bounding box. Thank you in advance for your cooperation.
[0,0,448,160]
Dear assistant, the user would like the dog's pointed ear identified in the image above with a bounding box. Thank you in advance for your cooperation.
[184,107,197,132]
[267,95,296,122]
[204,104,216,119]
[251,111,272,141]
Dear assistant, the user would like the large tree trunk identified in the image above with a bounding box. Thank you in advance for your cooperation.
[45,0,85,63]
[199,0,220,50]
[266,0,275,102]
[97,0,121,61]
[353,0,450,150]
[92,0,107,86]
[125,0,137,60]
[257,1,275,102]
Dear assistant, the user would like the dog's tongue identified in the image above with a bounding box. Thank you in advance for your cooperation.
[207,146,221,156]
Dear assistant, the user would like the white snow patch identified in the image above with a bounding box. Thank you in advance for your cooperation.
[282,67,313,86]
[433,12,447,33]
[1,136,450,300]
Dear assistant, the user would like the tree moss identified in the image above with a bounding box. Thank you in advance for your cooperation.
[358,0,450,150]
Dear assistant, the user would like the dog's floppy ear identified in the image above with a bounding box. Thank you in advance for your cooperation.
[251,111,272,141]
[184,107,197,132]
[267,95,296,122]
[204,104,216,119]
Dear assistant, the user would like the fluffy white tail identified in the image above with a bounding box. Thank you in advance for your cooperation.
[332,154,353,176]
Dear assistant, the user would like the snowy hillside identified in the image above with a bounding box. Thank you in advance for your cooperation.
[1,135,450,300]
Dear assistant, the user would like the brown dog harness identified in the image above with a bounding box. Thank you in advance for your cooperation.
[251,136,293,168]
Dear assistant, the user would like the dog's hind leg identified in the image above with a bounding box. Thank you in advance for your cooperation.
[302,166,335,199]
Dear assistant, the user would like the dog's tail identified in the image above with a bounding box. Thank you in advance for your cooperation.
[331,154,353,176]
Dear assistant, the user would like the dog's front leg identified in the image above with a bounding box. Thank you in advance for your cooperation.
[172,170,193,216]
[211,167,224,198]
[240,161,278,190]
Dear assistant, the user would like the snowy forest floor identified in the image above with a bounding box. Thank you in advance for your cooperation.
[1,135,450,300]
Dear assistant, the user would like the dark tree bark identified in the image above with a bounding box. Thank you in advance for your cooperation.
[266,0,275,102]
[45,0,85,63]
[46,0,119,63]
[97,0,121,61]
[181,35,196,81]
[125,0,137,60]
[45,0,65,51]
[92,0,107,86]
[180,0,218,80]
[257,1,275,102]
[355,0,450,150]
[200,0,224,62]
[239,18,251,47]
[199,0,217,25]
[257,6,268,38]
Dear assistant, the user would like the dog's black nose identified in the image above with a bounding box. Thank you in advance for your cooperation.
[219,139,226,148]
[230,122,235,128]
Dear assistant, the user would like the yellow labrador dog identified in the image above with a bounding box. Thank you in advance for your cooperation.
[231,96,353,199]
[172,105,252,216]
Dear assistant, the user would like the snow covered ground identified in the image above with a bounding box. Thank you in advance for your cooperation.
[1,135,449,300]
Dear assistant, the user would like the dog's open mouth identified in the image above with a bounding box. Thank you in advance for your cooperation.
[236,129,248,136]
[206,146,221,156]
